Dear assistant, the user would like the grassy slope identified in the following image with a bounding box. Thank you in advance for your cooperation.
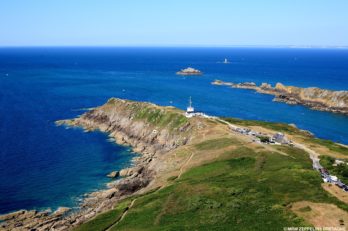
[222,117,308,136]
[73,199,131,231]
[106,98,189,131]
[223,117,348,156]
[76,145,347,231]
[72,108,348,230]
[134,106,188,130]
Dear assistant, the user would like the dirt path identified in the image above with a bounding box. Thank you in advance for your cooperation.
[107,146,198,230]
[217,118,290,156]
[106,199,137,231]
[178,148,195,179]
[293,142,322,170]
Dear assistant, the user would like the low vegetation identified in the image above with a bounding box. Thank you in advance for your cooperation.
[77,145,348,231]
[73,199,131,231]
[194,137,240,151]
[106,98,189,130]
[222,117,311,136]
[321,155,348,183]
[223,117,348,156]
[134,106,188,130]
[310,139,348,155]
[71,103,348,230]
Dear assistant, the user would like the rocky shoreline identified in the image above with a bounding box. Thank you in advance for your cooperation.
[212,80,348,115]
[0,98,194,231]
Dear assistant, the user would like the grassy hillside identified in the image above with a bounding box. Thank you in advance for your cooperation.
[223,117,348,156]
[106,98,189,130]
[75,144,347,231]
[52,100,348,231]
[134,106,188,130]
[222,117,310,136]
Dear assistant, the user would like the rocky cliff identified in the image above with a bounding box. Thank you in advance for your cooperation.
[0,98,201,231]
[212,80,348,115]
[60,98,193,155]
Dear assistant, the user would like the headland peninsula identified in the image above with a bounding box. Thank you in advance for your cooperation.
[212,80,348,115]
[1,98,348,231]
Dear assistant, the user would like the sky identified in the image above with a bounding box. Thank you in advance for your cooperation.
[0,0,347,47]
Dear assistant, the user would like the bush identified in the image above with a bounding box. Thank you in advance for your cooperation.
[258,136,270,143]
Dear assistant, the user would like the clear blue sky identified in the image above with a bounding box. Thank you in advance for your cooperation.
[0,0,347,47]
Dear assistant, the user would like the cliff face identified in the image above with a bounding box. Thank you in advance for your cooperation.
[60,98,194,155]
[274,83,348,108]
[212,80,348,115]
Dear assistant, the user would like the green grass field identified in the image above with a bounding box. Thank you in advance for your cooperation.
[73,199,130,231]
[76,146,347,231]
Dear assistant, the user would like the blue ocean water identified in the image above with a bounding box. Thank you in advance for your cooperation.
[0,47,348,214]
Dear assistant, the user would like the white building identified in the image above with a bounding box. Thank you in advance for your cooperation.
[185,97,197,118]
[331,175,338,182]
[272,132,288,144]
[184,97,212,118]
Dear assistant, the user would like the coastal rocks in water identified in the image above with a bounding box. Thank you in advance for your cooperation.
[107,171,119,178]
[53,207,71,217]
[212,80,256,90]
[0,209,53,231]
[119,168,131,177]
[176,67,202,75]
[212,79,348,115]
[119,166,144,177]
[260,82,272,90]
[93,188,119,199]
[0,209,27,221]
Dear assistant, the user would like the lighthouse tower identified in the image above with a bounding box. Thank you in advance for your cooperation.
[185,97,195,117]
[187,97,194,113]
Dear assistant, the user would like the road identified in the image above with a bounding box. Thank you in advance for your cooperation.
[217,118,323,170]
[293,142,322,170]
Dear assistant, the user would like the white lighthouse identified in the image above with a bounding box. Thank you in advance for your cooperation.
[184,97,214,119]
[187,97,194,112]
[185,97,196,118]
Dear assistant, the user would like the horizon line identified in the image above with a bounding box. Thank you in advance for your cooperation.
[0,44,348,49]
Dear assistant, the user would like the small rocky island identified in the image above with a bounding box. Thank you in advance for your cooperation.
[212,80,348,115]
[176,67,202,75]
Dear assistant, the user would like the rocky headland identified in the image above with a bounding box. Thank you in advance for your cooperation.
[212,80,348,115]
[2,97,348,230]
[0,98,202,231]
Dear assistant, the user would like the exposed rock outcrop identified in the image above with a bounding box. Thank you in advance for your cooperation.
[1,98,199,231]
[212,80,348,115]
[107,171,119,178]
[60,98,193,155]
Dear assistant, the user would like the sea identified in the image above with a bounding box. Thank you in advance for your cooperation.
[1,47,348,214]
